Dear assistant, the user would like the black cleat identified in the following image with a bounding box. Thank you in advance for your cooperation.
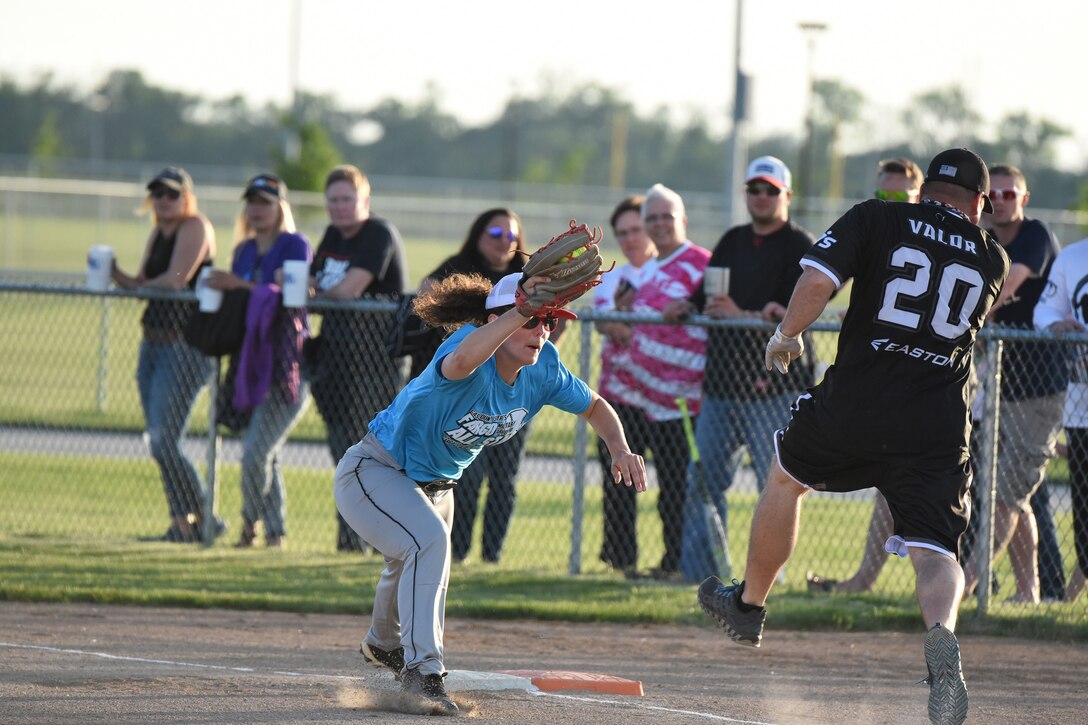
[697,577,766,647]
[360,640,405,680]
[402,667,459,715]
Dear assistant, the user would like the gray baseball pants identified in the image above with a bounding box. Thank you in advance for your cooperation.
[334,432,453,676]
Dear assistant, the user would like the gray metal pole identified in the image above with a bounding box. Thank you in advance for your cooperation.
[95,294,110,413]
[201,360,222,547]
[976,340,1003,616]
[725,0,746,230]
[569,320,593,575]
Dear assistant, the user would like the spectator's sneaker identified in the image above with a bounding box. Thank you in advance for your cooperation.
[698,577,766,647]
[401,667,459,715]
[360,640,405,680]
[922,623,968,725]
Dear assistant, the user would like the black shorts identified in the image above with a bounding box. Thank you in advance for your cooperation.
[775,394,972,559]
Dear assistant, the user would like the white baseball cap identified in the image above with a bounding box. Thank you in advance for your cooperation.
[485,272,578,319]
[745,156,792,190]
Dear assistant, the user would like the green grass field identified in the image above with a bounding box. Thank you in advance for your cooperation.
[1,451,1084,638]
[3,212,1084,638]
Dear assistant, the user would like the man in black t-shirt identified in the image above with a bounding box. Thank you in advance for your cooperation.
[698,149,1009,725]
[666,156,815,584]
[961,164,1066,602]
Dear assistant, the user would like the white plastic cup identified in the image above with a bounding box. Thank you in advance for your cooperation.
[196,267,222,313]
[86,245,114,292]
[281,259,310,308]
[704,266,731,297]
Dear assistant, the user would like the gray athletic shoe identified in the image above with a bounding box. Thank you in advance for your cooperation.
[401,667,459,715]
[923,623,968,725]
[698,577,766,647]
[360,640,405,680]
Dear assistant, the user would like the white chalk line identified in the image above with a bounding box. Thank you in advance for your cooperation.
[1,640,772,723]
[0,642,361,681]
[532,689,778,724]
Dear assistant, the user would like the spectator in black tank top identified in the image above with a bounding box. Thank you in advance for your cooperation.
[307,164,409,553]
[110,167,224,544]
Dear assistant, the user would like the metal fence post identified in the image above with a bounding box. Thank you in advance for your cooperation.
[569,319,593,575]
[95,294,110,412]
[201,359,222,547]
[976,337,1003,617]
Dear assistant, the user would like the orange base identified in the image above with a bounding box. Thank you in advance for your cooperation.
[495,669,644,696]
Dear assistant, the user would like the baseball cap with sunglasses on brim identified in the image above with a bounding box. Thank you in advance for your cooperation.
[147,166,192,193]
[242,173,287,203]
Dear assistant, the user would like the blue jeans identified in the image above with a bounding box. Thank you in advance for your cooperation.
[136,339,214,520]
[679,392,796,582]
[240,381,310,538]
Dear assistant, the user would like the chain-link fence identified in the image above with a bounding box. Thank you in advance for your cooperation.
[1,281,1086,617]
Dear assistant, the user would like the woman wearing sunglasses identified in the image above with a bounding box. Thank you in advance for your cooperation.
[335,271,646,713]
[111,167,223,544]
[408,209,535,564]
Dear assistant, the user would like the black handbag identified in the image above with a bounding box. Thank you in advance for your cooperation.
[184,288,251,357]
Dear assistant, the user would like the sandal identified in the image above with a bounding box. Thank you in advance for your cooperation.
[805,571,838,594]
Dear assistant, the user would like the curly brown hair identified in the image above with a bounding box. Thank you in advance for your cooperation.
[412,272,495,332]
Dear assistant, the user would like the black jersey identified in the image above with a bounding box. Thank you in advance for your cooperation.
[801,199,1009,463]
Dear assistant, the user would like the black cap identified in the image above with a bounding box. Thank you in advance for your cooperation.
[147,166,192,192]
[242,173,287,202]
[924,148,993,213]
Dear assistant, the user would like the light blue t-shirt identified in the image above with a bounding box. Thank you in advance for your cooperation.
[369,324,592,482]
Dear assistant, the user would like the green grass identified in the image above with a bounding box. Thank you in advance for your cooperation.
[1,451,1084,638]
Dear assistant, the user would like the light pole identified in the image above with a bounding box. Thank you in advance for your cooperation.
[797,21,827,209]
[725,0,750,229]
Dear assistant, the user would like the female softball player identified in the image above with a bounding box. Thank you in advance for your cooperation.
[334,270,646,714]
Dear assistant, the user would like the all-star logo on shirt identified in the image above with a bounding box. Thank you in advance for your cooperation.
[443,408,529,449]
[317,256,350,290]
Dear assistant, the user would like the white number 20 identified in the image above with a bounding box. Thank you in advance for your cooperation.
[877,246,985,340]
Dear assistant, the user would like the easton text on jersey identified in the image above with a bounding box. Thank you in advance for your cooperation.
[869,337,963,367]
[443,408,529,449]
[907,219,977,255]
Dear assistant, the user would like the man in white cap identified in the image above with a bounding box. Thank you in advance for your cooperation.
[667,155,815,585]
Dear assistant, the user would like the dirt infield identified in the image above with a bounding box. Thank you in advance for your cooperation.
[1,602,1084,724]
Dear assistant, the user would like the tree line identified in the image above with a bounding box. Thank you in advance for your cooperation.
[2,69,1085,211]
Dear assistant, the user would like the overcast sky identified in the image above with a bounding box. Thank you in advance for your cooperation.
[4,0,1087,168]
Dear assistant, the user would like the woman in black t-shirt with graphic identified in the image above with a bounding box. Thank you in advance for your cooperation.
[110,167,221,544]
[308,165,409,552]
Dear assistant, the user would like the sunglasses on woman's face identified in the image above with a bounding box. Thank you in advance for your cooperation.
[522,317,559,332]
[487,226,518,243]
[150,187,181,201]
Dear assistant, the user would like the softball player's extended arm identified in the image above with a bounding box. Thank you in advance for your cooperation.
[582,392,647,492]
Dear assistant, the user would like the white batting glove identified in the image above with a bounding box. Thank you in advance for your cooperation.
[765,324,804,374]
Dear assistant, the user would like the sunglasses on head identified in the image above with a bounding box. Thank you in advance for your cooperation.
[874,189,912,202]
[487,226,518,243]
[988,188,1020,202]
[150,187,181,201]
[745,183,782,197]
[522,317,559,331]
